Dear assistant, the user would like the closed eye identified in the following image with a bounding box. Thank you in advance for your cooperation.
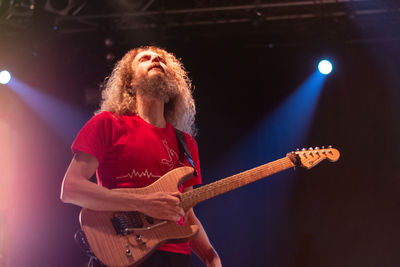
[139,55,151,62]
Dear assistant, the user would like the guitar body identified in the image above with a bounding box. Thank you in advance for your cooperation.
[79,147,340,267]
[80,167,199,267]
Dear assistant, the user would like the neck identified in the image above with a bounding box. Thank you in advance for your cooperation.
[136,94,166,128]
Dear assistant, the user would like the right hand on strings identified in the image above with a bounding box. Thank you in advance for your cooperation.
[137,192,185,222]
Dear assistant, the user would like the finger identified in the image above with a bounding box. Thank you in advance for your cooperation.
[178,207,185,217]
[165,206,184,218]
[170,191,181,197]
[171,206,185,217]
[165,214,180,222]
[163,195,180,204]
[165,192,181,202]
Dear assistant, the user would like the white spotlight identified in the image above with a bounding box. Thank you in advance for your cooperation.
[318,60,333,75]
[0,70,11,85]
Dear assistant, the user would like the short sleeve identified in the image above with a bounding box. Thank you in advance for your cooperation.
[181,134,202,188]
[71,112,114,163]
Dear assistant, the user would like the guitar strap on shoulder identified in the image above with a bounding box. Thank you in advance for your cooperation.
[174,128,198,176]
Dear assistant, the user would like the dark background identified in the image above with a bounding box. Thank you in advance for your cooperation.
[0,1,399,266]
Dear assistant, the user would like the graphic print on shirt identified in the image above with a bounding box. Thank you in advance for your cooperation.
[161,139,186,171]
[116,139,186,180]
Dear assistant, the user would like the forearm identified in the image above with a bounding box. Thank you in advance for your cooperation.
[61,175,142,211]
[60,153,184,221]
[187,209,221,266]
[60,152,146,211]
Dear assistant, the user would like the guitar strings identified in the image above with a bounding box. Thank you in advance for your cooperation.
[181,157,295,209]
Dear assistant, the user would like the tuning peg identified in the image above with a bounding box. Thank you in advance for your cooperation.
[302,148,306,151]
[322,146,325,149]
[315,146,320,150]
[296,148,300,151]
[308,147,313,150]
[328,145,332,148]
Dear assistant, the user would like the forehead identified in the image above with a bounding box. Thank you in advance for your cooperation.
[134,49,165,61]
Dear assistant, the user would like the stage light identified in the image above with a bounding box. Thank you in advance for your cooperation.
[0,70,11,84]
[318,60,333,75]
[7,78,90,144]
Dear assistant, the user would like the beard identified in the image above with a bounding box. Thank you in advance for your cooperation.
[132,71,179,103]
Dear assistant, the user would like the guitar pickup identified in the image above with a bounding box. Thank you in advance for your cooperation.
[111,212,144,235]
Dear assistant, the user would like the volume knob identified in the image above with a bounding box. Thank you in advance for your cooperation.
[126,249,132,256]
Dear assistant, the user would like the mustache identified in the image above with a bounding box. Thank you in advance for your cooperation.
[148,64,165,72]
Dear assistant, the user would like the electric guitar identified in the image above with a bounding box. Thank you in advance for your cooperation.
[80,146,340,267]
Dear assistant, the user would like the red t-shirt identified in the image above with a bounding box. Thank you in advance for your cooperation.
[71,111,202,254]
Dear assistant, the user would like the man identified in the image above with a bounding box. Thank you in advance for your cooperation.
[61,46,221,267]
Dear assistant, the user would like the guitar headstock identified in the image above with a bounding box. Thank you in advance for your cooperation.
[287,146,340,169]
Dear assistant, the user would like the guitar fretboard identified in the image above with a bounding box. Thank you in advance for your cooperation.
[180,156,295,210]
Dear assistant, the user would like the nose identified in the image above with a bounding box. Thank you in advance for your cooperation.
[151,55,162,63]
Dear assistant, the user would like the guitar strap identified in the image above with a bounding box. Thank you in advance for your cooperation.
[74,229,105,266]
[174,128,198,176]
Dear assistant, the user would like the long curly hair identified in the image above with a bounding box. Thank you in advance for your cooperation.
[97,46,197,136]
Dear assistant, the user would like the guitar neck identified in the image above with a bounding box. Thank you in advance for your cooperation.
[181,156,295,210]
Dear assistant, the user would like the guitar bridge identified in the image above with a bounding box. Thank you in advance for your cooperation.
[111,212,144,235]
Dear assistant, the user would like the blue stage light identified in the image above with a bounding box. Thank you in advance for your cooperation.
[0,70,11,84]
[318,60,333,75]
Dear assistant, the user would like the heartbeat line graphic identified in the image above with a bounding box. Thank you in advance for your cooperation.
[116,169,160,180]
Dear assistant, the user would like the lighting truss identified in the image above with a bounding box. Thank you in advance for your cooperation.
[53,0,400,32]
